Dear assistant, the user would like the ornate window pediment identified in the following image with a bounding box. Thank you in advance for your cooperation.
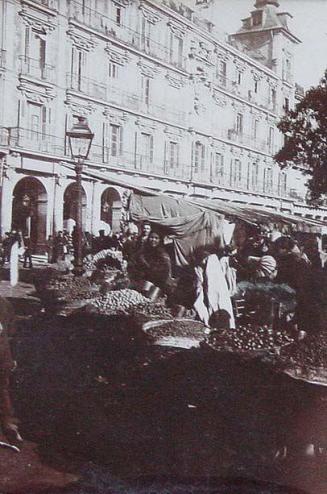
[167,20,185,38]
[105,43,129,65]
[18,78,56,102]
[135,117,156,132]
[19,6,56,33]
[67,27,96,52]
[212,90,227,107]
[139,2,162,24]
[137,60,159,78]
[65,95,95,116]
[103,108,128,125]
[165,72,186,89]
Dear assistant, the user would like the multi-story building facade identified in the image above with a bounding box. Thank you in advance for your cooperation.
[0,0,325,251]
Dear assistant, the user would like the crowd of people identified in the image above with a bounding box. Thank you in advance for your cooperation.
[1,222,326,335]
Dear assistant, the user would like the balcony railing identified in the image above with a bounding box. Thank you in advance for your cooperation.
[68,1,186,71]
[214,75,278,113]
[0,127,9,146]
[19,56,54,82]
[7,127,65,155]
[67,74,187,126]
[28,0,58,8]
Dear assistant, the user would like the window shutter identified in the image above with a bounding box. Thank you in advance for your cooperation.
[25,27,30,59]
[164,141,167,174]
[150,135,154,162]
[191,141,194,180]
[201,144,205,171]
[134,132,138,169]
[40,37,46,69]
[119,126,123,155]
[176,143,180,169]
[41,106,47,137]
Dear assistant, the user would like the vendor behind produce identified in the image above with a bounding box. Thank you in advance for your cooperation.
[128,229,174,294]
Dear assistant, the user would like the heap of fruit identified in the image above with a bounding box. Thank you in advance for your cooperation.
[207,324,294,353]
[89,289,149,315]
[131,300,174,320]
[145,319,206,340]
[40,275,99,303]
[84,249,124,271]
[279,334,327,369]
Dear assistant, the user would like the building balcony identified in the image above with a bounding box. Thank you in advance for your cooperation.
[226,129,271,154]
[214,76,277,113]
[68,1,186,71]
[27,0,58,9]
[19,56,55,83]
[7,127,65,156]
[67,74,187,126]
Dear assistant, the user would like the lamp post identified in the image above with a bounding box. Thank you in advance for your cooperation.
[66,116,94,276]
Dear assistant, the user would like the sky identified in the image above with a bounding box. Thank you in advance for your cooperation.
[198,0,327,89]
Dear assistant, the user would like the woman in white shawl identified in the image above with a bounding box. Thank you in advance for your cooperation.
[193,246,235,329]
[10,232,24,287]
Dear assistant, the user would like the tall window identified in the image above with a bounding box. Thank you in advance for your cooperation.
[110,124,122,157]
[254,79,259,94]
[217,60,227,86]
[193,141,205,174]
[213,152,224,182]
[24,27,47,78]
[168,141,179,170]
[169,33,183,67]
[237,70,242,85]
[253,119,259,140]
[264,167,273,193]
[268,127,275,153]
[141,17,151,52]
[284,97,289,112]
[236,113,243,135]
[71,48,86,91]
[141,132,154,166]
[109,62,119,79]
[141,76,150,105]
[231,158,242,187]
[250,161,259,190]
[114,5,122,25]
[28,103,48,142]
[278,172,287,196]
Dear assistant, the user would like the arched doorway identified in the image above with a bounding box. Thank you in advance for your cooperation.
[63,183,87,233]
[12,177,48,253]
[101,188,121,233]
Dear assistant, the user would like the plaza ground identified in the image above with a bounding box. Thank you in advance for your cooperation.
[0,270,326,494]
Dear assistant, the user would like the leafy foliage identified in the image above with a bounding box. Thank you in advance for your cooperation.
[275,70,327,202]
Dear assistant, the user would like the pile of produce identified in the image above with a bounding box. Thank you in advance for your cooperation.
[206,324,294,353]
[89,289,149,315]
[144,319,206,340]
[36,274,99,303]
[130,300,174,320]
[279,334,327,369]
[84,249,124,272]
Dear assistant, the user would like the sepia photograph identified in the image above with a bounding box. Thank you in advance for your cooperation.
[0,0,326,492]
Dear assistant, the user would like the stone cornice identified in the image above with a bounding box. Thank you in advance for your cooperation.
[65,93,96,116]
[18,77,56,102]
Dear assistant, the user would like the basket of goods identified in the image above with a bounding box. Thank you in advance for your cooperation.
[277,335,327,386]
[205,324,294,358]
[35,273,100,314]
[142,318,207,349]
[130,298,174,324]
[84,249,124,273]
[87,288,150,316]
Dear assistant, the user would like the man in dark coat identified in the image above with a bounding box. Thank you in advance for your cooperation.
[0,297,23,445]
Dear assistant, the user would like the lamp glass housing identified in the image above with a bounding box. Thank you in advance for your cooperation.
[66,116,94,160]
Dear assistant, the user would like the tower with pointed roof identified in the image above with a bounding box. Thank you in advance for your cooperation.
[229,0,301,82]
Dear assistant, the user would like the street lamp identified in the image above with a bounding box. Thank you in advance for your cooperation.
[66,116,94,276]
